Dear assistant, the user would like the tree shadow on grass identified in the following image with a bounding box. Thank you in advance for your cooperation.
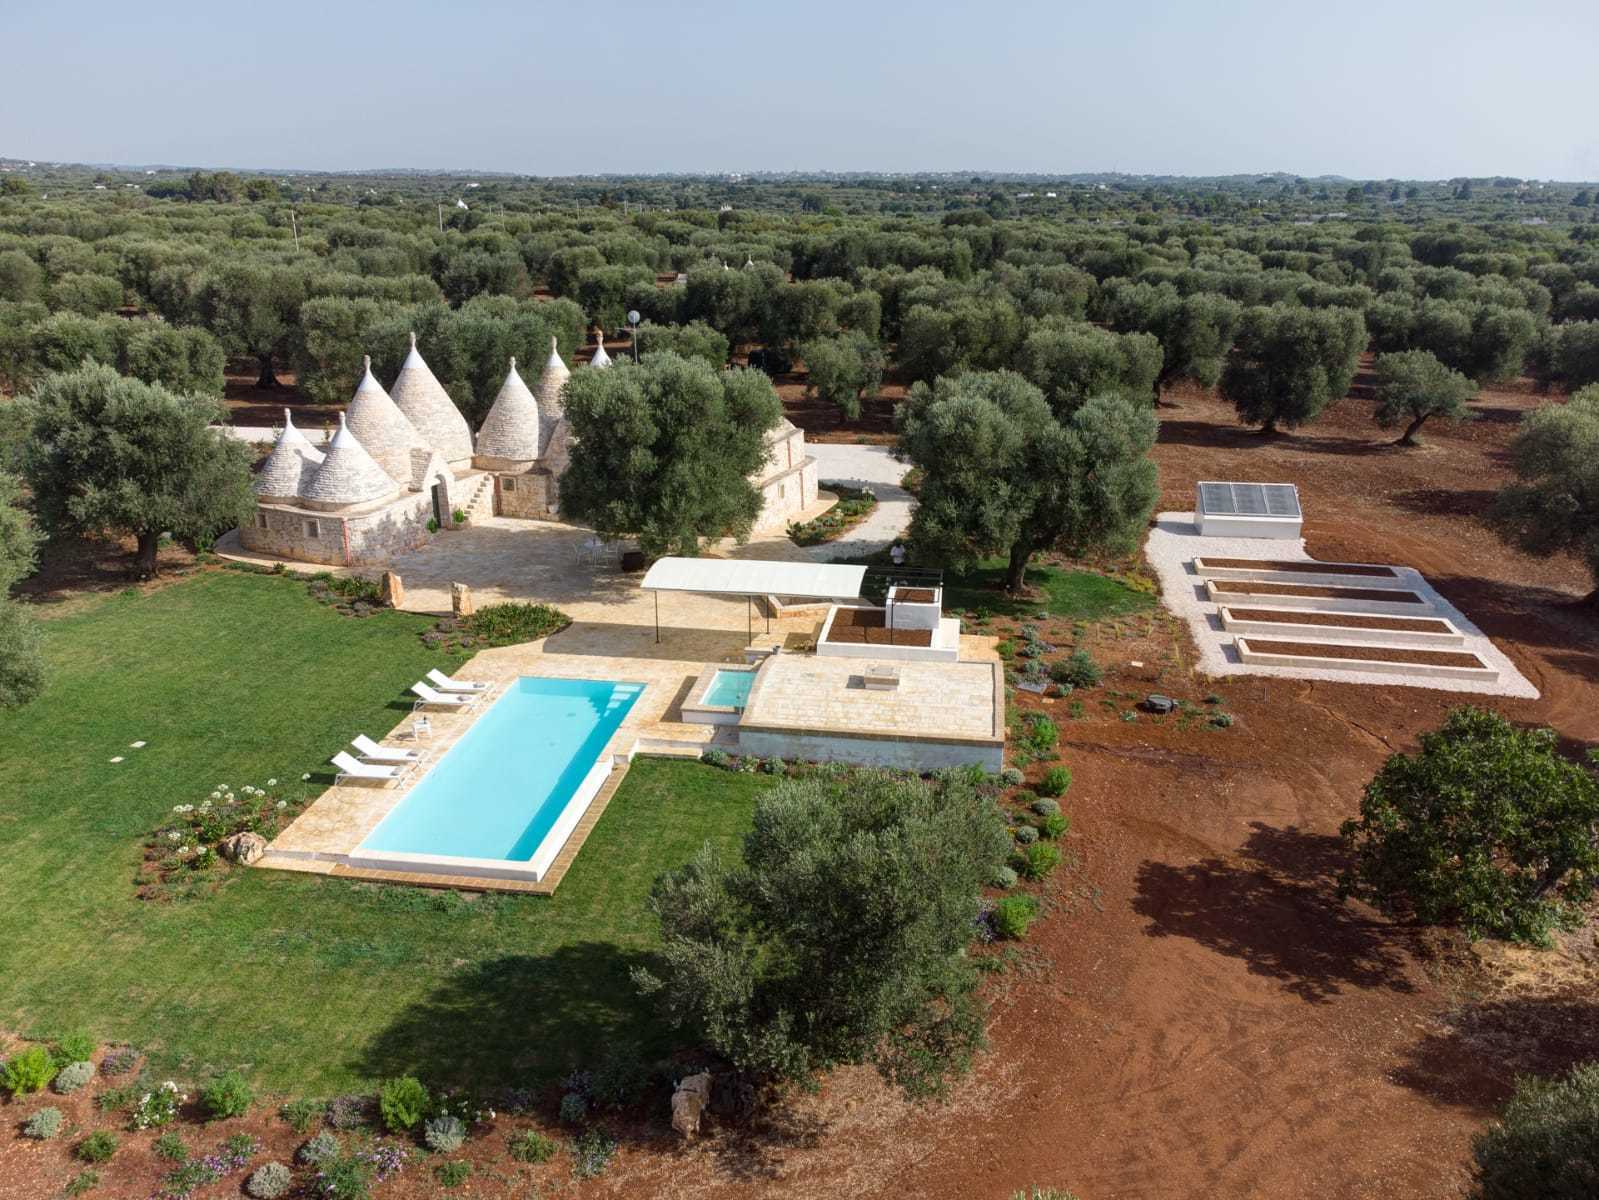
[1132,822,1421,1003]
[354,943,663,1087]
[1390,991,1599,1113]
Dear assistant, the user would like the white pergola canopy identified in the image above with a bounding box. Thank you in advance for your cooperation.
[640,557,867,643]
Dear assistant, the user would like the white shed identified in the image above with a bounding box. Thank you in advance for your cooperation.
[1195,481,1302,539]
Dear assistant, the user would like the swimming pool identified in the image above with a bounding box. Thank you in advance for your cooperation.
[351,676,644,881]
[703,668,756,709]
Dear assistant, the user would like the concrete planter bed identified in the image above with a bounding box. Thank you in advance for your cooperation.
[1205,579,1430,613]
[1193,557,1400,587]
[1220,606,1467,647]
[816,605,961,663]
[1235,637,1498,681]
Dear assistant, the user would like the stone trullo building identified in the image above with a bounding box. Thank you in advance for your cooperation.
[239,334,818,568]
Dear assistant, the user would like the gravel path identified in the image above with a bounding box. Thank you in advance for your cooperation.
[805,443,914,562]
[1144,513,1538,698]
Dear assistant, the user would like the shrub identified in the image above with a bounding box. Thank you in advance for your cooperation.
[153,1130,187,1161]
[377,1076,429,1133]
[423,1114,467,1153]
[314,1153,373,1200]
[559,1091,588,1124]
[298,1130,340,1166]
[464,602,572,648]
[996,639,1015,658]
[1014,824,1039,845]
[76,1130,119,1163]
[572,1129,617,1179]
[1000,766,1025,786]
[1023,713,1059,753]
[990,865,1019,889]
[509,1129,557,1163]
[1210,712,1234,728]
[246,1162,293,1200]
[701,747,731,769]
[1040,812,1070,839]
[281,1096,322,1134]
[131,1081,184,1128]
[588,1041,650,1108]
[1030,796,1060,817]
[53,1060,95,1094]
[2,1045,56,1095]
[326,1094,370,1130]
[202,1069,254,1120]
[65,1171,100,1197]
[434,1160,471,1187]
[993,894,1040,939]
[1015,841,1062,881]
[1471,1060,1599,1198]
[23,1106,63,1139]
[1037,765,1072,798]
[99,1046,137,1076]
[52,1031,96,1067]
[1052,650,1102,689]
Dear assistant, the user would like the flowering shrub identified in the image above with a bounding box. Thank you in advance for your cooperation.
[100,1045,137,1076]
[245,1162,292,1200]
[314,1144,407,1200]
[143,780,297,896]
[326,1094,370,1130]
[131,1081,186,1129]
[572,1129,617,1179]
[298,1131,339,1166]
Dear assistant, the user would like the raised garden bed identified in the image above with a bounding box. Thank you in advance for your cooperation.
[1240,639,1485,668]
[1200,558,1396,577]
[821,606,933,647]
[1225,608,1450,633]
[895,587,938,603]
[1211,580,1425,604]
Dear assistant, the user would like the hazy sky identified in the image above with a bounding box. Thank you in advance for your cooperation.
[3,0,1595,180]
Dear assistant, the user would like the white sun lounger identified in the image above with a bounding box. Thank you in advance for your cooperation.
[426,668,490,694]
[351,734,425,765]
[331,750,404,786]
[410,681,480,710]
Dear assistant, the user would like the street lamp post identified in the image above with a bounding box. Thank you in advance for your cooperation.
[627,310,641,364]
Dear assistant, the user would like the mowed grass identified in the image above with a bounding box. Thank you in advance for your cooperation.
[0,571,770,1093]
[943,558,1155,620]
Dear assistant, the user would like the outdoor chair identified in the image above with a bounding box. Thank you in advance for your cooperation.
[410,681,480,710]
[425,668,490,694]
[351,734,426,765]
[331,750,406,786]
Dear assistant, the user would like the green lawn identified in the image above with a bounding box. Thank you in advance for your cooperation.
[0,571,770,1094]
[942,559,1155,620]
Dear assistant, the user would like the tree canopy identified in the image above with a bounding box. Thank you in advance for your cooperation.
[1220,303,1366,432]
[1491,385,1599,600]
[1471,1060,1599,1200]
[896,370,1159,592]
[557,352,782,557]
[22,364,255,577]
[1372,348,1477,445]
[1338,707,1599,945]
[634,768,1011,1099]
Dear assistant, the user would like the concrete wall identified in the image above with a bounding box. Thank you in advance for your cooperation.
[736,728,1003,773]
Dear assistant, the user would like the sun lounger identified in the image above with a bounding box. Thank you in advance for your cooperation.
[331,750,404,786]
[410,681,480,710]
[425,668,490,694]
[351,734,425,765]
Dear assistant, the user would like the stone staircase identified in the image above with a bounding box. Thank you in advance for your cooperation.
[459,473,497,524]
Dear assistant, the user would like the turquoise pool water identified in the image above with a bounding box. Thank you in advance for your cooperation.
[358,677,643,862]
[704,668,755,709]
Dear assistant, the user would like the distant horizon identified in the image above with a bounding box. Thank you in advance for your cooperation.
[4,0,1596,182]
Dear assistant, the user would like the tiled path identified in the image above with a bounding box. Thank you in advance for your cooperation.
[805,443,914,562]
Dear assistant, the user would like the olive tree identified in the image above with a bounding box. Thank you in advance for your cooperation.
[1016,318,1164,410]
[23,364,255,577]
[0,471,44,708]
[1339,707,1599,945]
[1372,349,1477,445]
[1492,386,1599,600]
[558,352,781,557]
[633,320,729,368]
[799,331,884,421]
[1471,1061,1599,1199]
[896,371,1158,593]
[634,768,1010,1099]
[1220,303,1366,432]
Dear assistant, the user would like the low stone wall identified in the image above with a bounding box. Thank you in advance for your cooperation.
[1219,606,1467,647]
[735,727,1003,773]
[1203,579,1431,615]
[1234,637,1498,682]
[1193,558,1398,587]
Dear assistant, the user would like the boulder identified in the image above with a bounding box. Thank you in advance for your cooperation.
[1143,694,1178,714]
[670,1072,713,1140]
[218,832,268,865]
[451,582,475,618]
[381,571,405,608]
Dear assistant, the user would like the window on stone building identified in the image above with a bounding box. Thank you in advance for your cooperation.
[303,519,320,539]
[255,512,268,530]
[502,477,516,492]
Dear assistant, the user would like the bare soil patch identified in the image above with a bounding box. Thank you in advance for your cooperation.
[1242,639,1487,668]
[1211,579,1425,603]
[894,587,937,603]
[1202,558,1396,577]
[1227,608,1452,633]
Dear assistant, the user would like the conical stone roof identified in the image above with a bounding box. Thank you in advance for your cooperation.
[475,357,541,465]
[535,335,571,419]
[589,339,612,370]
[345,355,422,483]
[253,409,325,503]
[389,332,473,465]
[300,414,400,511]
